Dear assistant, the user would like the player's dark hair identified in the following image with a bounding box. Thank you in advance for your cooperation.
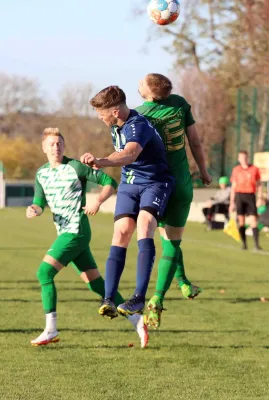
[146,73,172,100]
[239,150,248,156]
[90,86,126,109]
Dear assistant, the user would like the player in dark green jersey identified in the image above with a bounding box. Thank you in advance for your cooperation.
[26,128,148,347]
[136,74,212,328]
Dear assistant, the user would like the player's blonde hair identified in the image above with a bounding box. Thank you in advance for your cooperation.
[42,127,64,142]
[146,73,172,101]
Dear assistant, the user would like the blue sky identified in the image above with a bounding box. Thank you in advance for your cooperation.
[0,0,175,107]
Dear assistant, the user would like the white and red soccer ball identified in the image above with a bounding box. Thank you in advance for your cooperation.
[147,0,180,26]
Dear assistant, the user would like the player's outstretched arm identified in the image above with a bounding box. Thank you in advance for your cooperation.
[102,142,143,167]
[81,142,143,168]
[26,204,43,218]
[186,124,212,185]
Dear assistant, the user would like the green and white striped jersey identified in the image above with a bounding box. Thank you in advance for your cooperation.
[33,156,117,235]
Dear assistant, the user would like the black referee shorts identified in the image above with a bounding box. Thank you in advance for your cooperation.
[235,193,257,216]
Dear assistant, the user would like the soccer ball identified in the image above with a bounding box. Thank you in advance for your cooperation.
[147,0,180,26]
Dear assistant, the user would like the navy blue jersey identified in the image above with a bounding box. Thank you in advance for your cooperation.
[111,109,172,185]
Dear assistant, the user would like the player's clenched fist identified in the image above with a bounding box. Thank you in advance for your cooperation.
[26,205,38,218]
[200,171,212,186]
[80,153,96,166]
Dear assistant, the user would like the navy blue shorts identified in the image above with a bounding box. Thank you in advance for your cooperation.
[114,182,173,222]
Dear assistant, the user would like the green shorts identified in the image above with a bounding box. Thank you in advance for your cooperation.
[46,232,97,272]
[159,177,193,228]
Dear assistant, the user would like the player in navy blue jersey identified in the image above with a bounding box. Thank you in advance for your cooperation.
[80,86,174,318]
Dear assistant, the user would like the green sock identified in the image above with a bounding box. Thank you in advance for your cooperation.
[114,292,125,307]
[155,237,181,301]
[87,276,124,306]
[174,243,190,287]
[87,276,105,297]
[71,263,125,306]
[36,262,58,314]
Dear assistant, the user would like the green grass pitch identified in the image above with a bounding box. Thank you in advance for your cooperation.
[1,208,269,400]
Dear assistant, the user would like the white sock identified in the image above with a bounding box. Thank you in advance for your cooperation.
[128,314,143,331]
[45,312,57,333]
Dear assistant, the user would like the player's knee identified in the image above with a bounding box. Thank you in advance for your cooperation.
[137,211,157,239]
[112,229,132,247]
[36,262,58,285]
[163,226,184,241]
[112,220,135,247]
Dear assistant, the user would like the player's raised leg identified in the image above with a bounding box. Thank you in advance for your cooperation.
[117,210,157,315]
[147,183,201,328]
[174,244,202,299]
[147,226,201,329]
[147,225,183,328]
[73,248,149,348]
[31,255,62,346]
[100,186,138,317]
[117,182,173,316]
[99,214,136,317]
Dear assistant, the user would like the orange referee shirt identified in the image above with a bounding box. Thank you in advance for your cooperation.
[230,165,261,193]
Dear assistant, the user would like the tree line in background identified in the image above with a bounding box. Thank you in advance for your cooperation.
[0,75,120,180]
[162,0,269,173]
[1,0,268,180]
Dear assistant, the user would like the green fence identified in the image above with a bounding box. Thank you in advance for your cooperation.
[209,87,269,180]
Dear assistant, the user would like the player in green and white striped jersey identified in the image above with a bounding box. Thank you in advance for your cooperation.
[26,128,148,348]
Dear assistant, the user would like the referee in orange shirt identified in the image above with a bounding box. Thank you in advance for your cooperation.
[229,150,263,250]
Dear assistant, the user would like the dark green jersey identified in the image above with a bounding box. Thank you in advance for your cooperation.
[33,156,117,235]
[136,94,195,180]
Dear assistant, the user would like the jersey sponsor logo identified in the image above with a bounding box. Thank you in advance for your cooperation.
[126,170,135,184]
